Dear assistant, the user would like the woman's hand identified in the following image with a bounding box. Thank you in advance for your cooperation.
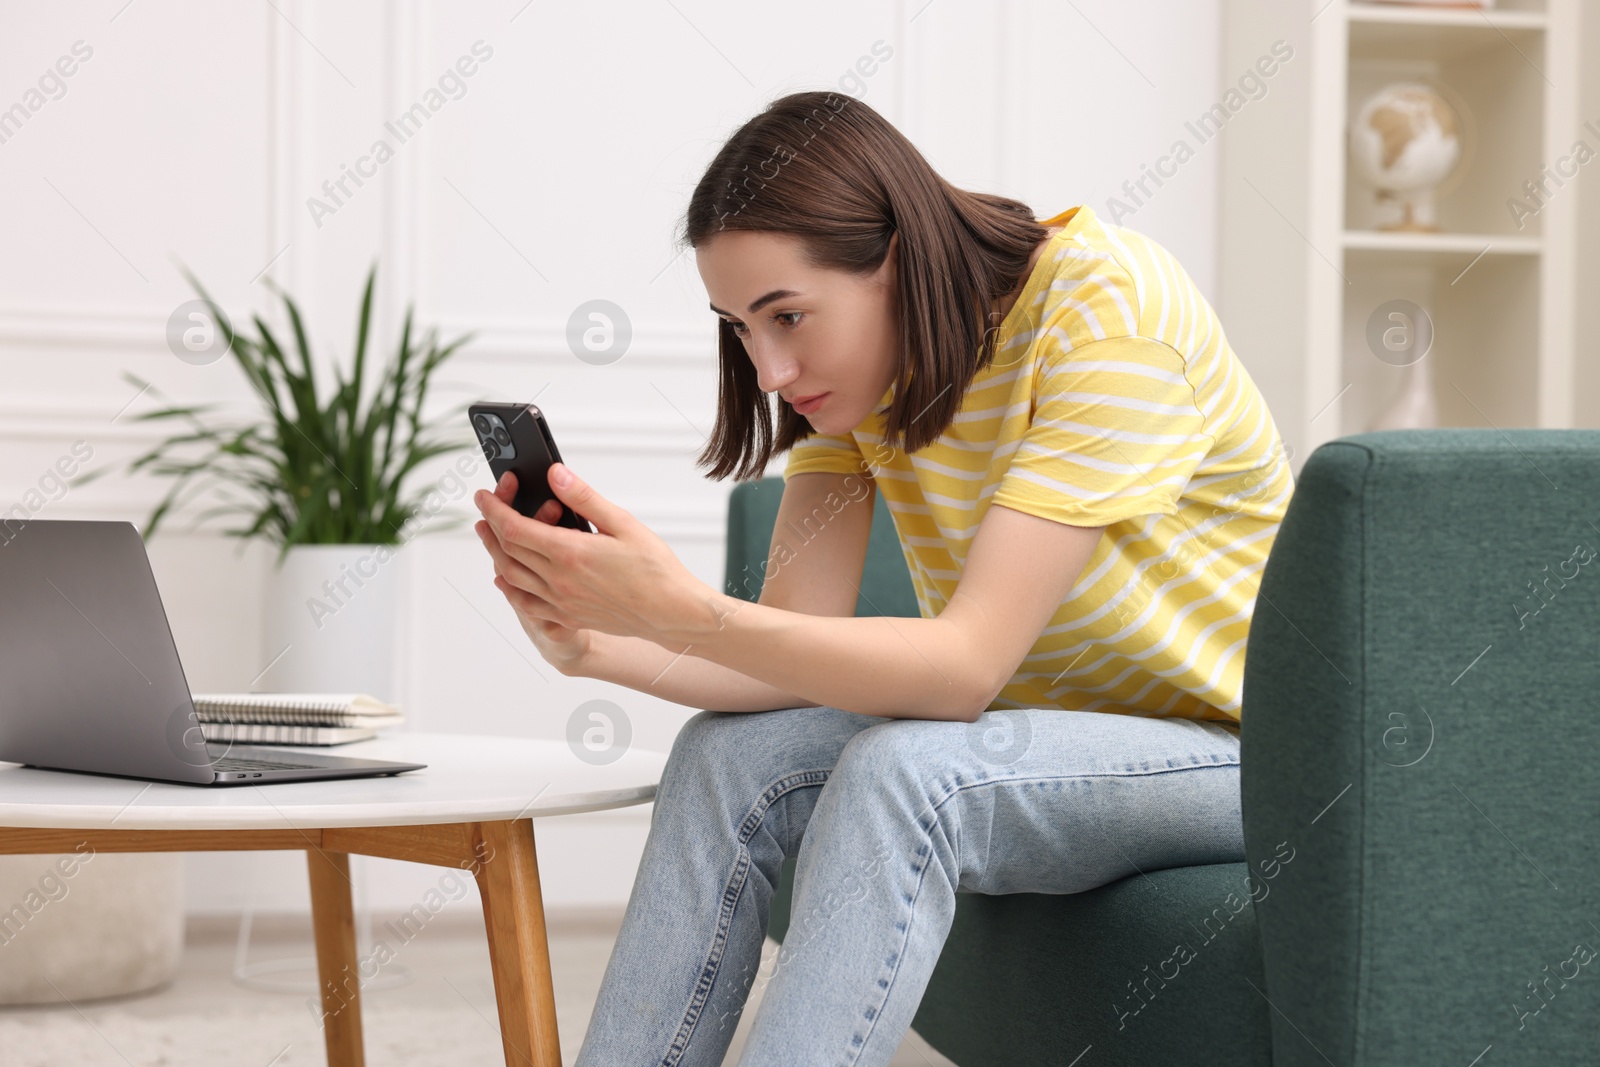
[473,463,716,652]
[475,472,596,676]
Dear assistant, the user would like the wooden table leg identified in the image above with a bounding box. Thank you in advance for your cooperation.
[471,819,562,1067]
[307,849,366,1067]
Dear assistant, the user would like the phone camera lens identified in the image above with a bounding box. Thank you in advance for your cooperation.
[480,438,499,461]
[473,414,493,437]
[492,425,511,447]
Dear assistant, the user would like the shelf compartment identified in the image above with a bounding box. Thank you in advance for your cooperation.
[1348,5,1547,63]
[1338,249,1542,435]
[1344,28,1548,238]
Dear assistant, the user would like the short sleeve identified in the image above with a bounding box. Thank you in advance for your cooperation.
[990,333,1213,527]
[783,430,868,482]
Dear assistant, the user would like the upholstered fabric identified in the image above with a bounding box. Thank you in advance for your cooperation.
[723,475,918,618]
[1241,428,1600,1067]
[912,862,1273,1066]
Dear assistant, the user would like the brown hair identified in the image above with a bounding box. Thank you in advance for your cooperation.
[681,90,1049,481]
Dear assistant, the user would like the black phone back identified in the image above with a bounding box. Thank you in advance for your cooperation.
[467,402,593,533]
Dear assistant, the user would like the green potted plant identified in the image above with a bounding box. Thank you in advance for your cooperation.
[90,263,476,697]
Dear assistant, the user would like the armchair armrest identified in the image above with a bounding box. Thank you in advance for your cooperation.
[1240,429,1600,1066]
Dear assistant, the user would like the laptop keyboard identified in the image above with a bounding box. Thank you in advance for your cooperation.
[212,756,319,771]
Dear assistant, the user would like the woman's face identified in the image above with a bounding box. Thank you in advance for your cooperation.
[695,229,899,436]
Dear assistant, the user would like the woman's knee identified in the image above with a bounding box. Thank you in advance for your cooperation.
[828,717,965,810]
[662,709,754,784]
[659,707,831,802]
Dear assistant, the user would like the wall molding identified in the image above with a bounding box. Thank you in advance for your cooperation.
[265,0,295,296]
[6,490,730,542]
[434,318,716,368]
[0,397,716,455]
[0,308,172,349]
[0,307,717,369]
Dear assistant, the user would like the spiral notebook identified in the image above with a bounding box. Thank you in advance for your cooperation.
[198,722,396,746]
[190,693,404,746]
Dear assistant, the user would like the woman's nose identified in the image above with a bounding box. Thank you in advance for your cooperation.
[750,347,799,395]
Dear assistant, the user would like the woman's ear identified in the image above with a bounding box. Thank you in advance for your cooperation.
[876,230,899,285]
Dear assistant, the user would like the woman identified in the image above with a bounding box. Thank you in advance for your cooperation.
[473,90,1294,1065]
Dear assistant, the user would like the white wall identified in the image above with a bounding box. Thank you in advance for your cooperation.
[0,0,1224,918]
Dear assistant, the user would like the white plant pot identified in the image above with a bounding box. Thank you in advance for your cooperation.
[0,851,184,1004]
[260,543,404,698]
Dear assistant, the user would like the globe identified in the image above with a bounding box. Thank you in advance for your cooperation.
[1350,82,1463,232]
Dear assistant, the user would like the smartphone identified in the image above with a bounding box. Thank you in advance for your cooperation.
[467,401,594,533]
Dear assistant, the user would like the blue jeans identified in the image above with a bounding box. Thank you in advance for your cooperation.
[572,704,1244,1067]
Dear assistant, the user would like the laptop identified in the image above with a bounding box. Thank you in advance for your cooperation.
[0,519,426,786]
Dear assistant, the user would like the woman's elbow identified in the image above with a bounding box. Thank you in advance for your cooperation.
[953,669,1007,723]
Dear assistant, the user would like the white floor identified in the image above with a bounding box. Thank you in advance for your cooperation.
[0,909,960,1066]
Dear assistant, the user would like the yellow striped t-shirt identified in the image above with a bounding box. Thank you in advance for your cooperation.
[782,204,1294,724]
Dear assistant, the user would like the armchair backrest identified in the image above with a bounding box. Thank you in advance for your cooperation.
[723,476,918,617]
[1241,428,1600,1065]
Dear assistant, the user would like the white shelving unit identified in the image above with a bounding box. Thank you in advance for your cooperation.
[1218,0,1581,462]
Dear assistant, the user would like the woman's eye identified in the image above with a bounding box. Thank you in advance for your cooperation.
[722,312,800,335]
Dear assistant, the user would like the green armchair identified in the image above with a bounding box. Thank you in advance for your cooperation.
[722,429,1600,1066]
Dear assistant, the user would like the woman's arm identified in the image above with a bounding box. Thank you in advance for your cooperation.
[476,467,1105,722]
[486,470,879,712]
[648,501,1105,722]
[569,470,881,711]
[572,631,818,712]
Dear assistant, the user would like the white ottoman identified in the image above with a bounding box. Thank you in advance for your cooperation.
[0,852,184,1004]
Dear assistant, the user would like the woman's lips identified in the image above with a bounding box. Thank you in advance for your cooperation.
[791,392,829,414]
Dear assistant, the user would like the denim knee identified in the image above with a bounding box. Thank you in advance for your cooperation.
[825,718,964,825]
[659,708,829,815]
[658,709,752,805]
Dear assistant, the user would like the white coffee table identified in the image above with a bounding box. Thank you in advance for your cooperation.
[0,731,668,1067]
